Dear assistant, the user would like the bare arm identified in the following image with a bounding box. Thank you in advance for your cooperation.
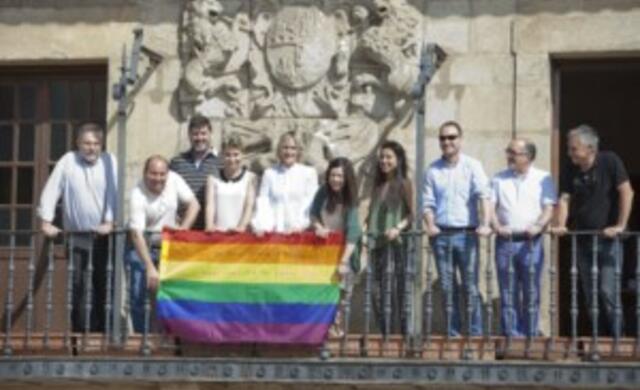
[604,181,634,237]
[551,193,570,235]
[236,174,257,232]
[337,242,356,276]
[205,176,216,231]
[616,181,634,229]
[130,229,159,291]
[179,198,201,230]
[475,197,492,236]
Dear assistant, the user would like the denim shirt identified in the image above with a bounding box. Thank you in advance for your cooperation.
[422,154,490,228]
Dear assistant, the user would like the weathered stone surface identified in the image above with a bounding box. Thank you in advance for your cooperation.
[514,11,640,53]
[469,15,513,53]
[458,85,513,133]
[424,18,470,54]
[515,54,549,85]
[449,54,513,85]
[515,85,552,131]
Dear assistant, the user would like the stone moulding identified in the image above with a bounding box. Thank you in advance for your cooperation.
[178,0,426,171]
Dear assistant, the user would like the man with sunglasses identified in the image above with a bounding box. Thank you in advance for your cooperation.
[552,124,634,337]
[423,120,491,336]
[490,139,556,337]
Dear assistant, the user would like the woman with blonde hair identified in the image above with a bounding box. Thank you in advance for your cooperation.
[252,131,319,233]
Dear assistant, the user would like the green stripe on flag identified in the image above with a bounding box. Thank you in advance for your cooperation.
[157,280,340,304]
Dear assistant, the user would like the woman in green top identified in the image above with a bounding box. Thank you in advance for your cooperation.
[311,157,361,337]
[366,140,414,335]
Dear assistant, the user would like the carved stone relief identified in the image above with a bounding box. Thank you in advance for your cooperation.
[178,0,424,170]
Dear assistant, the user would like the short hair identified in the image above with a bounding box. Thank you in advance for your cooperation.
[439,120,463,136]
[276,131,303,154]
[75,122,104,143]
[515,138,537,161]
[222,132,244,151]
[188,115,212,132]
[568,124,599,151]
[143,155,169,173]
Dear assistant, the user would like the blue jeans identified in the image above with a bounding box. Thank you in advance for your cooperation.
[495,236,543,337]
[125,246,159,333]
[431,232,483,336]
[576,236,623,337]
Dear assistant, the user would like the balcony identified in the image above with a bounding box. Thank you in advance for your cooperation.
[0,230,639,389]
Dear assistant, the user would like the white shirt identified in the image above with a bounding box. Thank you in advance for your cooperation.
[129,171,195,234]
[38,151,118,231]
[490,166,557,231]
[212,169,255,230]
[252,163,319,233]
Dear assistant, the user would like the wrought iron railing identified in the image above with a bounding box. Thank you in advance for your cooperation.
[0,229,639,362]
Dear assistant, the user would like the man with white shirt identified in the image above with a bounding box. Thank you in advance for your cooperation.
[127,155,199,332]
[490,138,556,337]
[423,121,491,337]
[38,123,118,332]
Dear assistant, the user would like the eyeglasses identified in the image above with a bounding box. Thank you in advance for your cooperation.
[505,148,527,156]
[439,135,458,142]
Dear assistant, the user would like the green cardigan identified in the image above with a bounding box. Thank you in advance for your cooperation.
[310,185,362,271]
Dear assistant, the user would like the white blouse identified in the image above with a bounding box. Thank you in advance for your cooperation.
[252,163,319,233]
[212,168,255,230]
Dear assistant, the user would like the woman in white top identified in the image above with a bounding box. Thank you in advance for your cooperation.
[252,131,319,233]
[205,133,257,232]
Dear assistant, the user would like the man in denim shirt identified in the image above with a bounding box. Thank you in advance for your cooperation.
[422,121,491,336]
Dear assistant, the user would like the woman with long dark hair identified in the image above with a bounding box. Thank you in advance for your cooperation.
[366,140,414,335]
[310,157,362,336]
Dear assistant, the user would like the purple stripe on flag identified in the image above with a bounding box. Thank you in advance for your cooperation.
[160,318,331,345]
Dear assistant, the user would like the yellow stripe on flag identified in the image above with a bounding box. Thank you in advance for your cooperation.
[160,261,338,284]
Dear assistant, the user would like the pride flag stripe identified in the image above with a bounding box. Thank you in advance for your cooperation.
[157,280,340,304]
[163,230,344,246]
[161,319,329,344]
[160,261,337,284]
[161,241,342,265]
[157,300,336,324]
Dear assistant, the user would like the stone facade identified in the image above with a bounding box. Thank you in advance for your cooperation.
[1,0,640,335]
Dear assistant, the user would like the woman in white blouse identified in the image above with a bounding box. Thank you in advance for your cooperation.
[252,131,319,233]
[205,133,257,232]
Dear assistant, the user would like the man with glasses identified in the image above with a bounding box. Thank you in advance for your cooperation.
[38,123,118,332]
[423,120,491,336]
[552,124,634,337]
[490,139,556,337]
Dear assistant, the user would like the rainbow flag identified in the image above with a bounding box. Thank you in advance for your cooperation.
[157,229,343,345]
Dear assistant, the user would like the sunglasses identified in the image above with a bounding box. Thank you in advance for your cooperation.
[439,135,459,142]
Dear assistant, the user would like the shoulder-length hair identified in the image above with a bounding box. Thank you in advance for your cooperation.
[373,140,411,211]
[325,157,358,213]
